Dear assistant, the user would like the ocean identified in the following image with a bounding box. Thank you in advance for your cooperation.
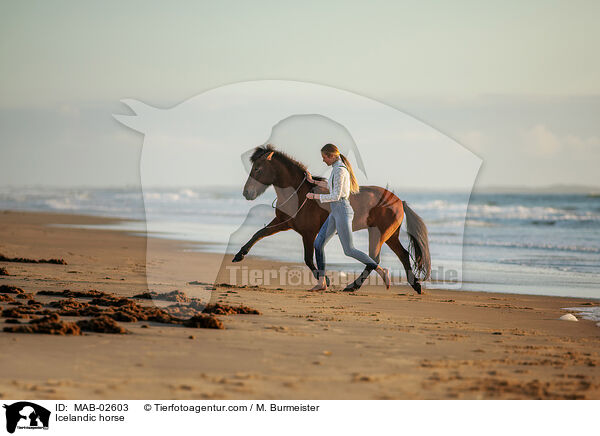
[1,186,599,299]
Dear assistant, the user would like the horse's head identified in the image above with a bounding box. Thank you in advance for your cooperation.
[243,146,278,200]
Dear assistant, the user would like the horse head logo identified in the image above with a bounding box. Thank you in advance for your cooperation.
[3,402,50,434]
[114,80,481,299]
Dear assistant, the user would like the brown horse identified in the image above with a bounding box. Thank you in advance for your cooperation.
[234,145,431,293]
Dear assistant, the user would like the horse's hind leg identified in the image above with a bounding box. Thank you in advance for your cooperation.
[342,226,388,292]
[385,230,422,294]
[369,226,383,264]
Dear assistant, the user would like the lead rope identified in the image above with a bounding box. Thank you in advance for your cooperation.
[270,174,307,210]
[264,197,310,229]
[264,174,310,229]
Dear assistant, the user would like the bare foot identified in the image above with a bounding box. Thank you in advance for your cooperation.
[310,283,327,291]
[377,267,391,289]
[310,277,327,291]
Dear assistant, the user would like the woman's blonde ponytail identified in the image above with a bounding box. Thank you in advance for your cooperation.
[339,153,360,194]
[321,143,360,194]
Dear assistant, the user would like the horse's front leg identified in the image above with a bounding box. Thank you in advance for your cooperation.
[301,233,317,275]
[302,232,332,287]
[232,218,291,262]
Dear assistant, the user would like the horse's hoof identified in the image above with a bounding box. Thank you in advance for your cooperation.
[342,285,358,292]
[412,282,422,295]
[232,252,245,262]
[325,276,331,287]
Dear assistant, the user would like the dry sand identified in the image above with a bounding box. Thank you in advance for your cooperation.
[0,210,599,399]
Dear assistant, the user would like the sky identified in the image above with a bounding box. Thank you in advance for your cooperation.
[113,82,482,191]
[1,0,599,189]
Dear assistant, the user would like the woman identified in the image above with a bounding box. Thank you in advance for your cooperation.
[306,144,390,291]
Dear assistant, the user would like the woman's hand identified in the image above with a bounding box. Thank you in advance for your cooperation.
[306,192,318,200]
[307,171,328,188]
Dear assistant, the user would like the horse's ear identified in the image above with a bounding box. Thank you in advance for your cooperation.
[265,151,274,161]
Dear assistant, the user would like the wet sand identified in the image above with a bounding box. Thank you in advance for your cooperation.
[0,210,599,399]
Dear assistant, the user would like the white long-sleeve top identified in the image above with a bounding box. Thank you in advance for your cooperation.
[317,158,350,203]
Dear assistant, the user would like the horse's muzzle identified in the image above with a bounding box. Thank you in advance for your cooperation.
[243,189,257,200]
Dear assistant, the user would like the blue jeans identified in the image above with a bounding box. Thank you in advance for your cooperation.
[314,198,378,279]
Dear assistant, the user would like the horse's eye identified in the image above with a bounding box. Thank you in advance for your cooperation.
[255,166,262,173]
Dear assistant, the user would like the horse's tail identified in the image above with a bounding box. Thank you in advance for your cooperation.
[402,201,431,280]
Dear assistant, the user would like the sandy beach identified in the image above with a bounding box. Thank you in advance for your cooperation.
[0,210,599,400]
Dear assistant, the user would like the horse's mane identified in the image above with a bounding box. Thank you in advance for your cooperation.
[250,144,327,181]
[250,144,307,171]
